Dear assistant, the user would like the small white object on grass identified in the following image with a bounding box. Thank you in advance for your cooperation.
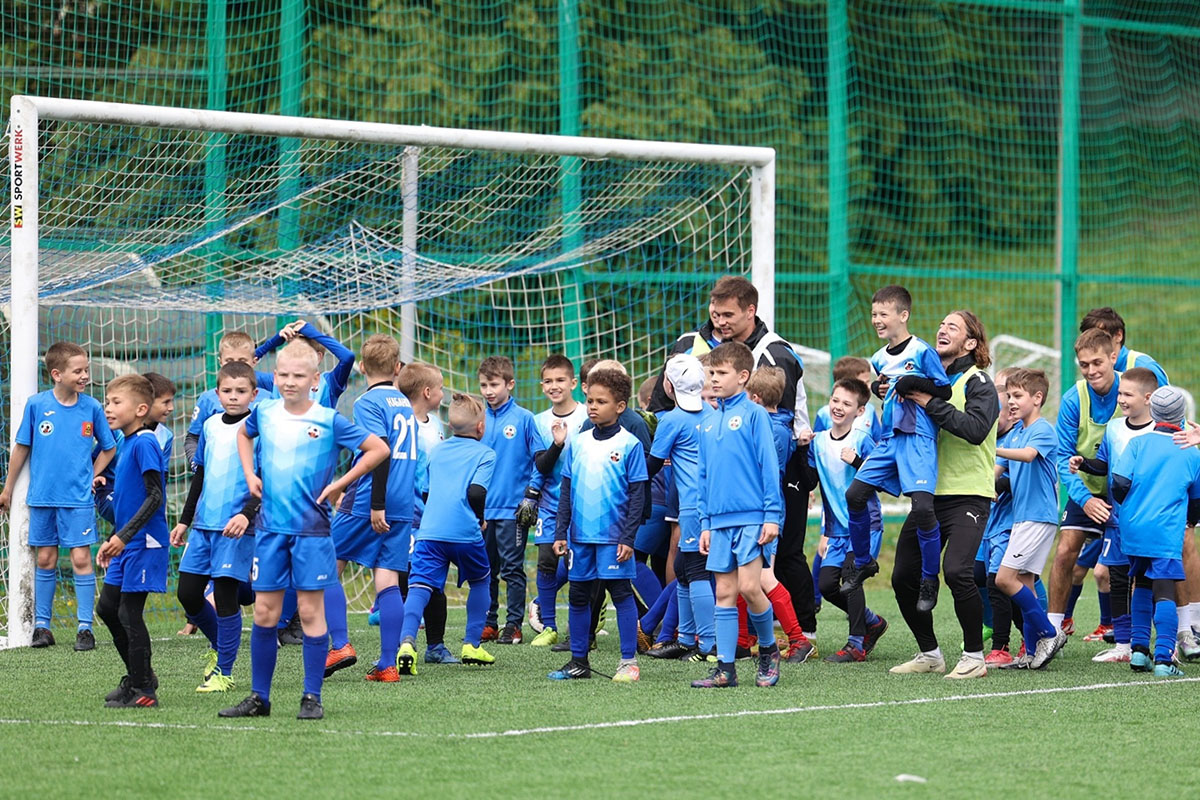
[895,774,927,784]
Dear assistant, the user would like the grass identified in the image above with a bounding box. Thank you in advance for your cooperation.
[3,584,1198,800]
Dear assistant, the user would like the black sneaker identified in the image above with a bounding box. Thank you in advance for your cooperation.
[74,629,96,652]
[497,624,523,645]
[219,693,271,718]
[647,640,692,659]
[105,676,132,703]
[683,647,717,663]
[297,692,324,720]
[864,615,889,654]
[839,558,879,595]
[105,685,159,708]
[550,636,596,652]
[277,614,303,646]
[31,627,55,648]
[916,576,940,613]
[547,658,592,680]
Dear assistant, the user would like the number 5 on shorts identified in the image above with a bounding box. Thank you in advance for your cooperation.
[251,556,259,582]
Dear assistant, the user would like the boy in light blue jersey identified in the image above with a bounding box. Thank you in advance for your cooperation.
[804,379,888,663]
[219,341,388,721]
[1113,386,1200,677]
[993,368,1066,670]
[170,361,261,692]
[185,331,277,467]
[843,286,952,612]
[478,355,542,645]
[812,356,884,441]
[0,342,116,652]
[516,354,588,648]
[324,335,418,683]
[397,393,498,673]
[980,370,1021,666]
[254,319,356,410]
[692,342,784,689]
[95,375,168,707]
[550,367,649,682]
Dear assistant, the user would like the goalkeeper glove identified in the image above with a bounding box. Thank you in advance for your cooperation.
[515,488,541,529]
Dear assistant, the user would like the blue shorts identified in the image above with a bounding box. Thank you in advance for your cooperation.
[179,528,256,581]
[568,541,636,581]
[634,504,670,557]
[975,535,988,563]
[29,506,98,548]
[252,532,338,592]
[1060,497,1104,537]
[985,530,1011,575]
[677,510,702,553]
[95,492,115,526]
[534,509,556,546]
[664,476,680,520]
[332,513,412,572]
[1098,526,1127,568]
[1077,537,1103,570]
[853,434,938,497]
[104,545,168,593]
[408,538,491,590]
[1128,555,1185,582]
[824,527,883,566]
[706,524,777,574]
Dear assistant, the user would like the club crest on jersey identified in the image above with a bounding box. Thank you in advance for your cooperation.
[503,425,516,439]
[903,360,916,371]
[609,450,622,463]
[38,420,54,436]
[727,415,743,431]
[306,425,321,439]
[81,422,93,437]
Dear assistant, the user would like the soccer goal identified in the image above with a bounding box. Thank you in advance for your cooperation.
[2,95,776,647]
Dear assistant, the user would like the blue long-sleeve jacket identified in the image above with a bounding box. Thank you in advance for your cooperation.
[697,391,783,531]
[1056,380,1120,509]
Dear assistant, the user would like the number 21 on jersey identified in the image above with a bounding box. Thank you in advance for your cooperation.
[392,413,418,460]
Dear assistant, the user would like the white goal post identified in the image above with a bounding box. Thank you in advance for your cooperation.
[4,94,776,647]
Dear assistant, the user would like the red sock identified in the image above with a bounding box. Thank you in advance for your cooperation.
[736,595,754,649]
[768,583,807,645]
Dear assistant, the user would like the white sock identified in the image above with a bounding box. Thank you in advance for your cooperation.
[962,650,984,660]
[1189,602,1200,627]
[1178,605,1191,635]
[1114,642,1131,654]
[1048,612,1065,632]
[923,647,943,660]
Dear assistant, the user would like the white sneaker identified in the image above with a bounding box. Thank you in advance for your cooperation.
[1092,644,1131,663]
[889,651,946,674]
[1176,629,1200,662]
[944,653,987,680]
[1030,630,1068,670]
[527,599,544,634]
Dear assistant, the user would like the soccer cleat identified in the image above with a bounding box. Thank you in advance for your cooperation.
[1103,628,1116,644]
[647,640,692,660]
[785,639,817,663]
[365,665,401,683]
[756,647,781,687]
[916,576,940,613]
[1176,629,1200,662]
[1083,624,1113,642]
[691,666,738,688]
[203,648,219,680]
[105,686,159,708]
[461,643,496,665]
[839,557,879,595]
[277,616,303,646]
[219,693,271,718]
[984,647,1013,667]
[864,616,889,654]
[424,643,461,664]
[636,622,654,654]
[1130,649,1152,673]
[1093,644,1131,663]
[196,671,235,693]
[480,624,500,642]
[1030,630,1068,670]
[528,599,545,633]
[548,658,592,680]
[612,662,640,683]
[297,693,324,720]
[31,627,55,648]
[944,654,987,680]
[736,642,757,660]
[367,608,380,627]
[397,641,419,675]
[74,629,95,652]
[1061,617,1076,636]
[323,643,358,678]
[497,624,523,645]
[824,643,866,663]
[530,628,559,647]
[889,651,946,675]
[595,604,608,636]
[684,647,718,663]
[549,636,594,652]
[105,671,159,702]
[1154,662,1185,678]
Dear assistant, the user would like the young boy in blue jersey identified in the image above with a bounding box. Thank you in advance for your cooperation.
[1113,386,1200,677]
[549,367,649,682]
[95,375,168,707]
[981,369,1020,667]
[843,286,952,612]
[516,354,588,648]
[169,361,261,692]
[0,341,116,652]
[992,368,1067,670]
[185,331,276,467]
[397,393,498,673]
[219,341,388,720]
[803,379,888,663]
[96,373,176,532]
[478,355,541,645]
[691,342,783,688]
[1068,367,1158,664]
[322,335,417,683]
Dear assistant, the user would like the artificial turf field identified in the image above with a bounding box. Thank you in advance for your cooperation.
[3,587,1200,800]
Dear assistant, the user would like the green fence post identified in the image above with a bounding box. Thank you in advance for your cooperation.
[277,0,304,255]
[203,0,227,381]
[827,0,851,372]
[559,0,585,395]
[1059,0,1081,401]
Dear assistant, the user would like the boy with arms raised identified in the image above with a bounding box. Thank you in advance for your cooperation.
[0,342,116,651]
[96,375,168,707]
[254,319,356,410]
[220,341,387,720]
[397,393,498,673]
[170,361,261,691]
[549,367,649,682]
[692,342,783,688]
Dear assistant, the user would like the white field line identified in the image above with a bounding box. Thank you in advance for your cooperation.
[1,677,1197,739]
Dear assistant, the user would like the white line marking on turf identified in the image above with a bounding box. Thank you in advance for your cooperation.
[3,677,1197,738]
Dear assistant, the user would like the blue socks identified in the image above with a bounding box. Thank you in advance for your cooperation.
[865,607,881,627]
[376,585,403,669]
[401,585,432,644]
[714,605,738,664]
[187,599,220,650]
[749,607,776,650]
[1065,583,1084,618]
[811,551,824,604]
[660,588,679,645]
[73,572,95,631]
[633,562,663,609]
[916,525,942,581]
[848,506,874,568]
[641,579,675,633]
[569,599,592,660]
[216,611,241,676]
[1012,585,1055,641]
[1130,586,1152,651]
[1153,599,1177,664]
[1034,578,1048,610]
[465,580,489,646]
[302,633,328,699]
[536,570,559,631]
[250,623,279,703]
[1098,591,1112,626]
[848,634,865,650]
[324,582,350,650]
[35,567,56,629]
[613,589,638,660]
[277,588,298,630]
[690,579,716,652]
[675,582,695,646]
